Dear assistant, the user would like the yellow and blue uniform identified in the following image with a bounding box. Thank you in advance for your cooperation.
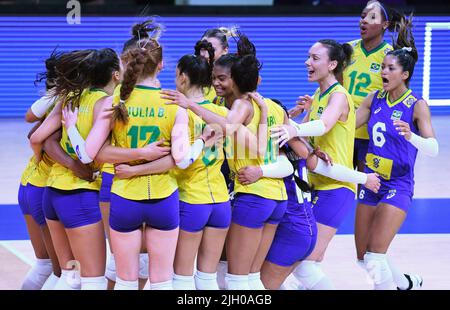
[229,98,288,229]
[99,84,120,203]
[46,88,106,191]
[308,83,356,193]
[174,100,232,232]
[44,88,107,229]
[307,83,357,229]
[108,85,181,233]
[18,101,56,225]
[359,89,420,212]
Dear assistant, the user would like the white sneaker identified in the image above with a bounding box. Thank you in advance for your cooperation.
[397,274,423,290]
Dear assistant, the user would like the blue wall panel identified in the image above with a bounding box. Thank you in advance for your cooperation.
[0,16,449,117]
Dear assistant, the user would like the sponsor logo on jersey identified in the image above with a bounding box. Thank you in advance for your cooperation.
[402,94,417,108]
[386,189,396,199]
[370,62,381,73]
[312,195,319,205]
[377,90,387,99]
[317,107,324,116]
[374,107,382,114]
[373,157,381,169]
[391,110,403,121]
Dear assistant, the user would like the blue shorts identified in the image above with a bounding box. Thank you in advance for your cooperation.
[312,187,355,229]
[25,184,46,226]
[180,200,231,233]
[354,138,369,164]
[18,184,29,215]
[99,172,113,203]
[110,190,179,233]
[358,185,412,213]
[43,187,101,229]
[231,193,287,229]
[266,201,317,267]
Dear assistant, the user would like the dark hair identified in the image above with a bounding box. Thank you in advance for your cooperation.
[201,26,237,50]
[113,23,163,124]
[318,39,353,76]
[177,40,215,89]
[387,13,417,86]
[34,49,62,91]
[366,0,406,32]
[194,39,215,61]
[215,33,261,94]
[122,19,162,54]
[52,48,120,108]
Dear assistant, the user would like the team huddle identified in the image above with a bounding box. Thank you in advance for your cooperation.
[17,0,439,291]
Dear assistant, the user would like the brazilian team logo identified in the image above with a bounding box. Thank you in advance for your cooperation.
[403,94,417,108]
[391,110,403,121]
[370,62,381,73]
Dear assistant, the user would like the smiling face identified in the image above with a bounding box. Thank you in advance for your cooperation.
[212,64,234,97]
[360,2,388,41]
[305,42,336,82]
[381,54,409,91]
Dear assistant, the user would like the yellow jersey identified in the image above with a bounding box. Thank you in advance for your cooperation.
[47,88,107,191]
[110,85,179,200]
[20,157,37,186]
[100,85,121,175]
[173,100,229,204]
[343,39,392,139]
[308,83,356,193]
[27,103,57,187]
[231,98,287,201]
[28,153,54,187]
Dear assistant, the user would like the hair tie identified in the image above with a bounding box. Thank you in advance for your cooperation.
[119,99,126,105]
[402,47,412,52]
[377,3,389,21]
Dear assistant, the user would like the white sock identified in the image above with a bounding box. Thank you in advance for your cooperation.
[293,260,334,290]
[80,276,107,290]
[248,272,266,290]
[21,258,53,290]
[225,273,250,290]
[105,254,116,282]
[195,270,219,290]
[364,252,396,290]
[150,279,173,290]
[114,276,138,290]
[54,270,81,290]
[279,272,305,290]
[217,260,227,290]
[386,257,410,290]
[139,253,149,279]
[173,273,196,290]
[41,273,60,290]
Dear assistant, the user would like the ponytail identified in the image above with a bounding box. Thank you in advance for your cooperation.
[318,39,353,76]
[387,13,417,86]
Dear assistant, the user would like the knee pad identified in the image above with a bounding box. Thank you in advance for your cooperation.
[138,253,149,279]
[364,252,395,289]
[293,260,325,289]
[105,254,116,282]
